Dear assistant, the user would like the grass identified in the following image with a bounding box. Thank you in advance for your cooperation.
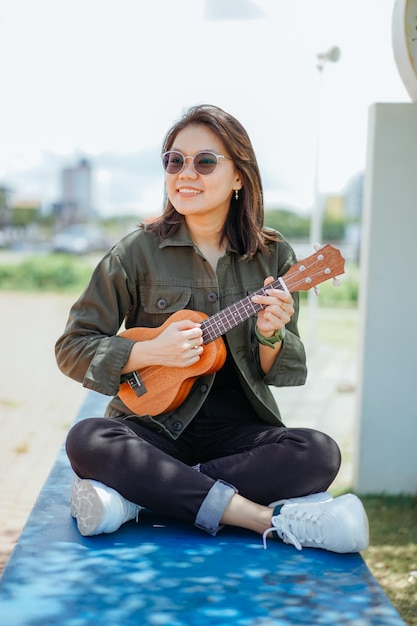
[303,306,416,623]
[299,302,358,346]
[0,252,96,292]
[359,495,417,625]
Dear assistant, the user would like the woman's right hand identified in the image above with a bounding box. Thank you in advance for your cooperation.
[121,319,203,373]
[150,319,204,367]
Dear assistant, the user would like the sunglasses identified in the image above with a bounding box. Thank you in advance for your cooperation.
[161,150,232,176]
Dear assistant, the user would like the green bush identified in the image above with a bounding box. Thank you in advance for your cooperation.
[265,209,349,242]
[0,255,360,306]
[265,209,310,239]
[322,217,346,241]
[0,255,94,292]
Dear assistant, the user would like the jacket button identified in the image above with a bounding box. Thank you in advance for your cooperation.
[200,384,208,394]
[156,298,168,310]
[172,420,183,431]
[207,291,218,303]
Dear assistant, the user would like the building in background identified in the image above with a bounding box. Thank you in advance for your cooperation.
[0,186,11,247]
[53,158,94,225]
[325,194,345,219]
[0,185,12,231]
[344,172,364,259]
[344,172,363,221]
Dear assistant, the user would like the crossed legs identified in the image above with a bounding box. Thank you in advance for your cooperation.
[66,416,340,536]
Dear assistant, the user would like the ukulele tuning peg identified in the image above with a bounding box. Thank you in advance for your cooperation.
[313,243,323,252]
[332,277,341,287]
[314,286,320,296]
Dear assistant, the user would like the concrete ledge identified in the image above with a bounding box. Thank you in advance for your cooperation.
[0,392,405,625]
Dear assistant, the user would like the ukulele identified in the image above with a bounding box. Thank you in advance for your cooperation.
[118,244,345,416]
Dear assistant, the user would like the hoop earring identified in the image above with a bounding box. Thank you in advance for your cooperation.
[235,190,239,200]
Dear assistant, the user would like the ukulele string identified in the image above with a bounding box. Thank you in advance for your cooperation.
[125,259,336,388]
[284,263,335,293]
[126,353,204,388]
[201,260,334,340]
[129,363,178,386]
[281,252,339,293]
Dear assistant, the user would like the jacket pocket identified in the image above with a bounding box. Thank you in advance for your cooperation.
[137,283,193,327]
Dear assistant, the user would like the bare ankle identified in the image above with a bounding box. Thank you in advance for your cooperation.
[220,494,273,535]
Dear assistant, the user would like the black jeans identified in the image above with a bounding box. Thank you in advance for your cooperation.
[66,390,341,534]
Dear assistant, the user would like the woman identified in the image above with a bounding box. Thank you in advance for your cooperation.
[56,104,368,552]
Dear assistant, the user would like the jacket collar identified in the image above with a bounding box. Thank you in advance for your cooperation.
[158,217,237,254]
[158,218,194,249]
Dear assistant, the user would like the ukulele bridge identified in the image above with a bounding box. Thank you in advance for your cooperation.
[125,371,147,398]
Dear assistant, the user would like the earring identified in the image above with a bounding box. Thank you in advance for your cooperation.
[235,190,239,200]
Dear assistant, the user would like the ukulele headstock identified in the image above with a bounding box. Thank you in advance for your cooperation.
[283,244,345,293]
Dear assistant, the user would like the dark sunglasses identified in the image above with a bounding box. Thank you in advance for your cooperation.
[161,150,232,175]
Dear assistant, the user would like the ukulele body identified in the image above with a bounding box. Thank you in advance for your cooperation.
[118,310,227,416]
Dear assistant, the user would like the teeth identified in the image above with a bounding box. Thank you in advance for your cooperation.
[178,188,201,194]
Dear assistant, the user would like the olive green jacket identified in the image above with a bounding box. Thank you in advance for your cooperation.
[55,221,307,439]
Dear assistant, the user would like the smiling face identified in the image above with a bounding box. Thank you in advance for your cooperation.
[164,124,242,223]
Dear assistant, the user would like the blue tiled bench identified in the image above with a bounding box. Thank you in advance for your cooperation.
[0,391,405,625]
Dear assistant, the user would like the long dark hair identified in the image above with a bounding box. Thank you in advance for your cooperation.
[145,104,278,258]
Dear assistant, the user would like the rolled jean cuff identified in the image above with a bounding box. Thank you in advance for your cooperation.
[194,479,237,536]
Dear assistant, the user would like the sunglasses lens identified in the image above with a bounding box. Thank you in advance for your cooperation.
[162,151,184,174]
[193,152,218,175]
[162,151,219,175]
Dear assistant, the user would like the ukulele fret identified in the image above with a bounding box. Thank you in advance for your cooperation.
[201,294,268,344]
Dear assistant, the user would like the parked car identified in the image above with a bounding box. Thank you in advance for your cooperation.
[51,224,113,255]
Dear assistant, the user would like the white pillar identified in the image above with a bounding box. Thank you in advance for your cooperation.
[354,103,417,494]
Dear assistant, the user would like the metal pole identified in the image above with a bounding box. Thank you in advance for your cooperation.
[307,47,340,351]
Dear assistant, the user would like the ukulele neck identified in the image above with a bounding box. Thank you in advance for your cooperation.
[200,244,345,344]
[200,279,284,345]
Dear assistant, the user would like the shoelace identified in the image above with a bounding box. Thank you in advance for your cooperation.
[263,510,325,550]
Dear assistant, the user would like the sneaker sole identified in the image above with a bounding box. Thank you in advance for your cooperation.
[74,479,106,537]
[71,475,81,518]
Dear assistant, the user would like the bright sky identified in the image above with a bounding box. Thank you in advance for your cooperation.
[0,0,410,215]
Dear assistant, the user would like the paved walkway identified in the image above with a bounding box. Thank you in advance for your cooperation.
[0,292,359,573]
[0,292,86,572]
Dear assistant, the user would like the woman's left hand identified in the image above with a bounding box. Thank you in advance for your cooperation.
[251,276,294,337]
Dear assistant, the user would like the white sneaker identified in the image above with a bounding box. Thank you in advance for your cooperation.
[263,493,369,553]
[71,476,143,537]
[71,475,81,518]
[269,491,333,509]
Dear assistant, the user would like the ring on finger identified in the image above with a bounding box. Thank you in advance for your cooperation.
[281,303,287,311]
